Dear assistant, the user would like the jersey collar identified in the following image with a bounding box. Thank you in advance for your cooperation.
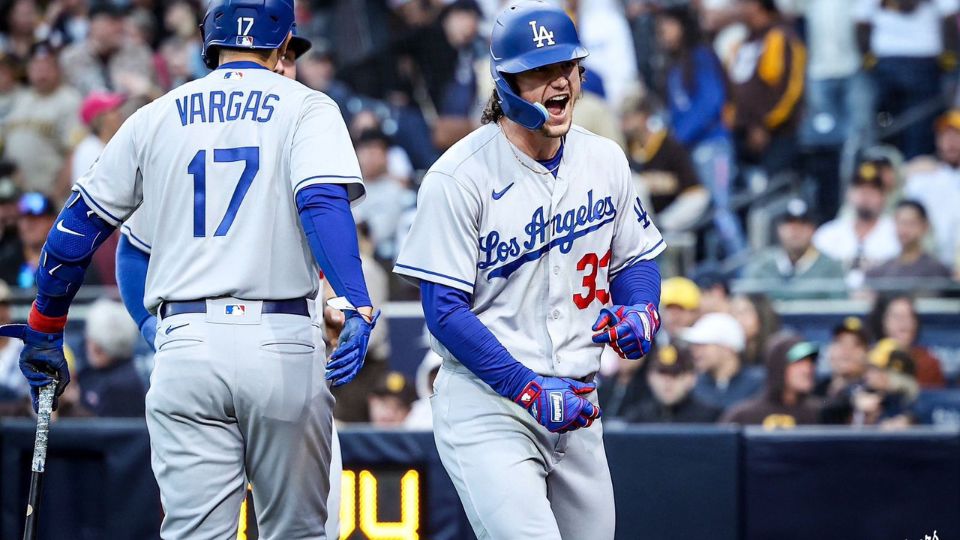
[217,61,270,71]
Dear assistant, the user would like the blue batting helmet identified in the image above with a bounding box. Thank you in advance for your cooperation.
[490,1,588,130]
[201,0,296,69]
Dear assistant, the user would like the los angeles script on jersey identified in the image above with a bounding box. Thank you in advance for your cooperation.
[479,190,616,279]
[175,90,279,126]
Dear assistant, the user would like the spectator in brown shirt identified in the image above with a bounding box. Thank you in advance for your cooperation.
[721,334,821,428]
[728,0,806,175]
[866,199,952,284]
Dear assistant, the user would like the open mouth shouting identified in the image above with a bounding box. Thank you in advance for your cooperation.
[543,94,570,120]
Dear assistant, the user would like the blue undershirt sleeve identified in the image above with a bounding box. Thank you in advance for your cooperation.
[116,234,152,329]
[610,259,662,307]
[296,183,372,309]
[420,280,535,398]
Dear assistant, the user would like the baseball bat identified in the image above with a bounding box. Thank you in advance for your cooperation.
[23,383,55,540]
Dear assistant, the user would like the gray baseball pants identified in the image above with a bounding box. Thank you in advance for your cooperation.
[145,298,335,539]
[431,360,616,540]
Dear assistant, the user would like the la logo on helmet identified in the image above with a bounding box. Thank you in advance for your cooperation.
[529,21,555,48]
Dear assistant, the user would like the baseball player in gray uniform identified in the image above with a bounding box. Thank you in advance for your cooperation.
[394,2,665,539]
[0,1,380,538]
[114,26,346,540]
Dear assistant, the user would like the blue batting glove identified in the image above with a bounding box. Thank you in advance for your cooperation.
[514,375,601,433]
[140,315,157,352]
[0,324,70,412]
[591,303,660,359]
[325,309,381,387]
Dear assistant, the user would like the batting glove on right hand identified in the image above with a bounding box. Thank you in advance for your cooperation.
[514,376,600,433]
[326,309,381,387]
[0,324,69,412]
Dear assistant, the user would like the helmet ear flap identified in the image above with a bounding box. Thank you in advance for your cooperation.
[492,66,549,130]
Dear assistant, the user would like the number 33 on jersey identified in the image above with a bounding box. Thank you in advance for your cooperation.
[395,124,665,377]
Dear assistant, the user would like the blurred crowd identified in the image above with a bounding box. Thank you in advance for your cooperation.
[0,0,957,428]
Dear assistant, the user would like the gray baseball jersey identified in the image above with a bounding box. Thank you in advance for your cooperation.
[79,62,363,539]
[395,123,665,378]
[77,65,364,311]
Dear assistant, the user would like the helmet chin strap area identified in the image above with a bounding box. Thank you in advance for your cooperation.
[493,68,549,131]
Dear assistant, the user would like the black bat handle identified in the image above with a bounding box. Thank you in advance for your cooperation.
[22,471,43,540]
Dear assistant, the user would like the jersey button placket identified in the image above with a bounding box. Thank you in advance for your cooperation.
[546,175,568,371]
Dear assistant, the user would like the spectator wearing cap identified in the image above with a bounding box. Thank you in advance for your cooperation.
[728,0,806,175]
[625,345,721,423]
[868,294,946,388]
[9,191,54,288]
[622,94,711,240]
[866,200,952,283]
[60,4,159,98]
[744,198,845,297]
[721,334,821,428]
[821,338,918,427]
[903,109,960,269]
[684,312,765,410]
[813,162,900,278]
[655,5,745,256]
[660,276,701,344]
[368,371,417,428]
[0,52,24,123]
[71,92,126,185]
[814,317,871,399]
[730,293,781,367]
[855,0,959,159]
[2,42,83,198]
[78,298,146,417]
[351,128,417,261]
[0,280,26,402]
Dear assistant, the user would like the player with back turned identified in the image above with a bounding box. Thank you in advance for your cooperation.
[394,2,665,538]
[0,0,379,538]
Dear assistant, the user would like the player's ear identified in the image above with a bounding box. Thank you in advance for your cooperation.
[274,32,293,71]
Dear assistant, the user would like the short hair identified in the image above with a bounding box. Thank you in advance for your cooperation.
[85,298,140,361]
[895,199,928,222]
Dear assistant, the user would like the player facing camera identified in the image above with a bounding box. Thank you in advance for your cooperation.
[483,1,588,145]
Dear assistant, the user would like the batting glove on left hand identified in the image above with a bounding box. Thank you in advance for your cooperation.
[326,309,381,387]
[515,376,601,434]
[591,303,660,359]
[0,324,69,412]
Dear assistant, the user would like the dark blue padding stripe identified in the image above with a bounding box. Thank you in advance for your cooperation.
[74,185,122,224]
[217,61,269,71]
[121,225,152,251]
[293,175,362,193]
[612,239,666,276]
[394,263,474,288]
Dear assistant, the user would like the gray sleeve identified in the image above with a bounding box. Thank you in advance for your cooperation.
[393,171,480,294]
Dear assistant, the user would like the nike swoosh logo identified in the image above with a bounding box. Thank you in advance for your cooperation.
[165,323,189,335]
[56,220,84,237]
[492,182,515,200]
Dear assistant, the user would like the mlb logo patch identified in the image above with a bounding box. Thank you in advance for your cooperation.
[224,71,244,80]
[236,35,254,47]
[225,304,246,316]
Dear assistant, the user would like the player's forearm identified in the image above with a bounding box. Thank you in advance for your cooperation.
[116,234,153,328]
[421,281,535,398]
[31,191,116,330]
[296,184,372,310]
[609,259,661,307]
